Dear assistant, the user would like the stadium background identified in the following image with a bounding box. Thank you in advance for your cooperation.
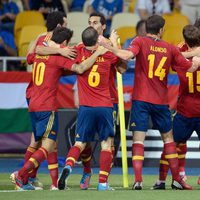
[0,71,199,167]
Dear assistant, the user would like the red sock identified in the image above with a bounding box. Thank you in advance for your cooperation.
[24,146,38,179]
[177,143,187,175]
[99,150,112,183]
[111,145,115,161]
[80,144,92,173]
[66,145,81,167]
[29,166,39,179]
[159,152,169,181]
[19,147,48,184]
[132,143,144,182]
[47,151,58,187]
[109,146,115,173]
[24,146,37,162]
[164,142,180,182]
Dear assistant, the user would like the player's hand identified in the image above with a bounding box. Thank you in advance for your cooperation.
[109,29,119,46]
[59,46,77,59]
[96,45,108,55]
[193,47,200,57]
[98,35,112,49]
[192,56,200,66]
[191,56,200,72]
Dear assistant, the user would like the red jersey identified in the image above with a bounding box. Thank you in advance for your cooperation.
[76,45,118,107]
[127,36,192,105]
[177,42,188,52]
[26,33,51,99]
[109,66,118,103]
[27,53,75,112]
[176,63,200,117]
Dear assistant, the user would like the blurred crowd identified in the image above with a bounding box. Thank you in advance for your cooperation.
[0,0,200,70]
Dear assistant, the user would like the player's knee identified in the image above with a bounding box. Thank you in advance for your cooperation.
[75,141,86,152]
[101,137,112,150]
[161,129,174,143]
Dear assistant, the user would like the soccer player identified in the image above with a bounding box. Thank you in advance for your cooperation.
[13,26,107,191]
[99,14,200,190]
[78,12,126,190]
[153,25,200,189]
[10,11,77,191]
[57,26,125,191]
[153,17,200,188]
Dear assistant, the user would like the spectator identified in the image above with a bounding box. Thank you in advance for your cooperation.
[69,0,86,11]
[31,0,64,19]
[22,0,30,10]
[88,0,123,37]
[0,0,19,33]
[123,20,146,69]
[0,30,19,70]
[175,0,200,24]
[135,0,171,20]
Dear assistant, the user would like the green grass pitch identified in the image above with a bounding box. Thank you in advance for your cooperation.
[0,173,200,200]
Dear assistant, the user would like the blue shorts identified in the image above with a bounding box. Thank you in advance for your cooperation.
[173,113,200,143]
[129,100,172,133]
[30,111,58,142]
[76,106,114,142]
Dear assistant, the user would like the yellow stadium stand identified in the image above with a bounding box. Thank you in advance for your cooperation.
[14,11,45,47]
[162,13,189,45]
[67,12,89,45]
[111,13,140,31]
[116,26,136,45]
[18,25,47,57]
[128,0,137,13]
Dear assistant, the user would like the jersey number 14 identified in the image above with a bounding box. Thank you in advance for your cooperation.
[148,54,167,81]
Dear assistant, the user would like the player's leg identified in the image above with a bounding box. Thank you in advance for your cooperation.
[26,134,44,189]
[129,100,149,190]
[79,142,92,190]
[58,106,93,190]
[98,137,113,191]
[47,142,59,190]
[153,107,192,190]
[96,107,114,191]
[14,111,58,190]
[58,141,86,190]
[152,152,169,189]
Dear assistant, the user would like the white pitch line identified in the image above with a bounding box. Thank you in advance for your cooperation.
[0,190,30,192]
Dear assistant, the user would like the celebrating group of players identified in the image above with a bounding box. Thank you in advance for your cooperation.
[10,10,200,191]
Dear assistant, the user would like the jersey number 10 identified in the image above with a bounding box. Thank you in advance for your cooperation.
[32,62,45,86]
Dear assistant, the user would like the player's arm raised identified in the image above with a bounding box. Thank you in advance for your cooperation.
[99,32,135,61]
[173,46,200,72]
[35,44,77,59]
[182,47,200,58]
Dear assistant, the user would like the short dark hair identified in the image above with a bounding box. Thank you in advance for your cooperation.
[82,27,98,46]
[46,11,67,32]
[89,12,106,25]
[183,25,200,48]
[146,15,165,35]
[194,17,200,30]
[136,19,146,34]
[51,27,73,44]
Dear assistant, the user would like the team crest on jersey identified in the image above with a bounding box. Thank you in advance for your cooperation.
[51,131,56,135]
[131,122,136,127]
